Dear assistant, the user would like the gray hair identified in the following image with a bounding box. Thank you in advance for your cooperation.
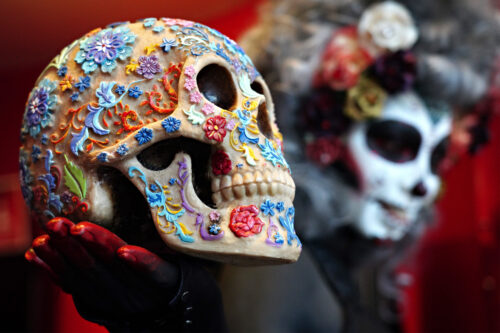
[241,0,500,106]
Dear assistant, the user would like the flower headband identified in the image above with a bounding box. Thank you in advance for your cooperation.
[300,1,497,168]
[312,1,419,121]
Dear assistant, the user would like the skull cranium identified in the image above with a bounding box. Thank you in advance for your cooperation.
[19,18,300,265]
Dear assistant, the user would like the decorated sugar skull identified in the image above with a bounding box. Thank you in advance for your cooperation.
[19,18,300,264]
[277,1,490,241]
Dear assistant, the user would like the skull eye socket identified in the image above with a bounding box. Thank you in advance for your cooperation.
[430,137,449,174]
[250,81,264,94]
[251,79,274,139]
[197,64,236,110]
[366,120,421,163]
[137,137,216,208]
[257,102,274,139]
[137,140,177,171]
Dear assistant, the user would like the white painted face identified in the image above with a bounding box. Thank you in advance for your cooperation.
[344,91,451,240]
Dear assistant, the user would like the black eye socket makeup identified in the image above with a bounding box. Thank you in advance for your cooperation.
[366,120,422,163]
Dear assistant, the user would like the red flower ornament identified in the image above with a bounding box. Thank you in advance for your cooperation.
[306,136,343,167]
[212,150,232,175]
[229,205,264,238]
[203,115,227,142]
[313,27,373,91]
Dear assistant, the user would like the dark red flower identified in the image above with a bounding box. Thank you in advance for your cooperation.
[301,87,351,136]
[203,116,227,142]
[306,136,343,166]
[229,205,264,238]
[371,50,417,93]
[212,150,232,175]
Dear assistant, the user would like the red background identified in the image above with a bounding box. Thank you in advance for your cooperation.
[401,113,500,333]
[0,1,498,332]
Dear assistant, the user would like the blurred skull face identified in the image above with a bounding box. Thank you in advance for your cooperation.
[345,91,451,240]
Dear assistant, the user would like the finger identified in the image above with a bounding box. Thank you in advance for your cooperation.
[25,248,61,285]
[70,222,127,262]
[44,217,74,236]
[117,245,179,289]
[45,218,95,270]
[32,235,67,277]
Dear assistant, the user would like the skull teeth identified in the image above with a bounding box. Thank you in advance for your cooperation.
[212,169,295,204]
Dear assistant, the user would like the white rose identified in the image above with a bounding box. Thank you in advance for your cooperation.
[358,1,418,54]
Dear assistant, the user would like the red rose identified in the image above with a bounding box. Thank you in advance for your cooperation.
[324,52,371,89]
[313,26,373,90]
[229,205,264,238]
[212,150,232,175]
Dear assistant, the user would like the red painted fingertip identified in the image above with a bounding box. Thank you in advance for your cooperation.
[117,249,137,263]
[32,234,50,248]
[32,235,67,275]
[25,249,61,284]
[25,248,40,263]
[45,217,75,237]
[71,222,126,247]
[70,223,95,242]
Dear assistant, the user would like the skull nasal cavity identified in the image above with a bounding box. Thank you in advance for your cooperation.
[137,137,216,208]
[411,181,428,197]
[257,102,274,139]
[197,64,236,110]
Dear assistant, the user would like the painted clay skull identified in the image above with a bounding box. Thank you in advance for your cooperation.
[342,91,450,240]
[19,18,300,265]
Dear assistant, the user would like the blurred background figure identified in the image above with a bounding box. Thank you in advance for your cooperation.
[221,0,500,332]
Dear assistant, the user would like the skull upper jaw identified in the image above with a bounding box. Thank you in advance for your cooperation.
[116,153,299,265]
